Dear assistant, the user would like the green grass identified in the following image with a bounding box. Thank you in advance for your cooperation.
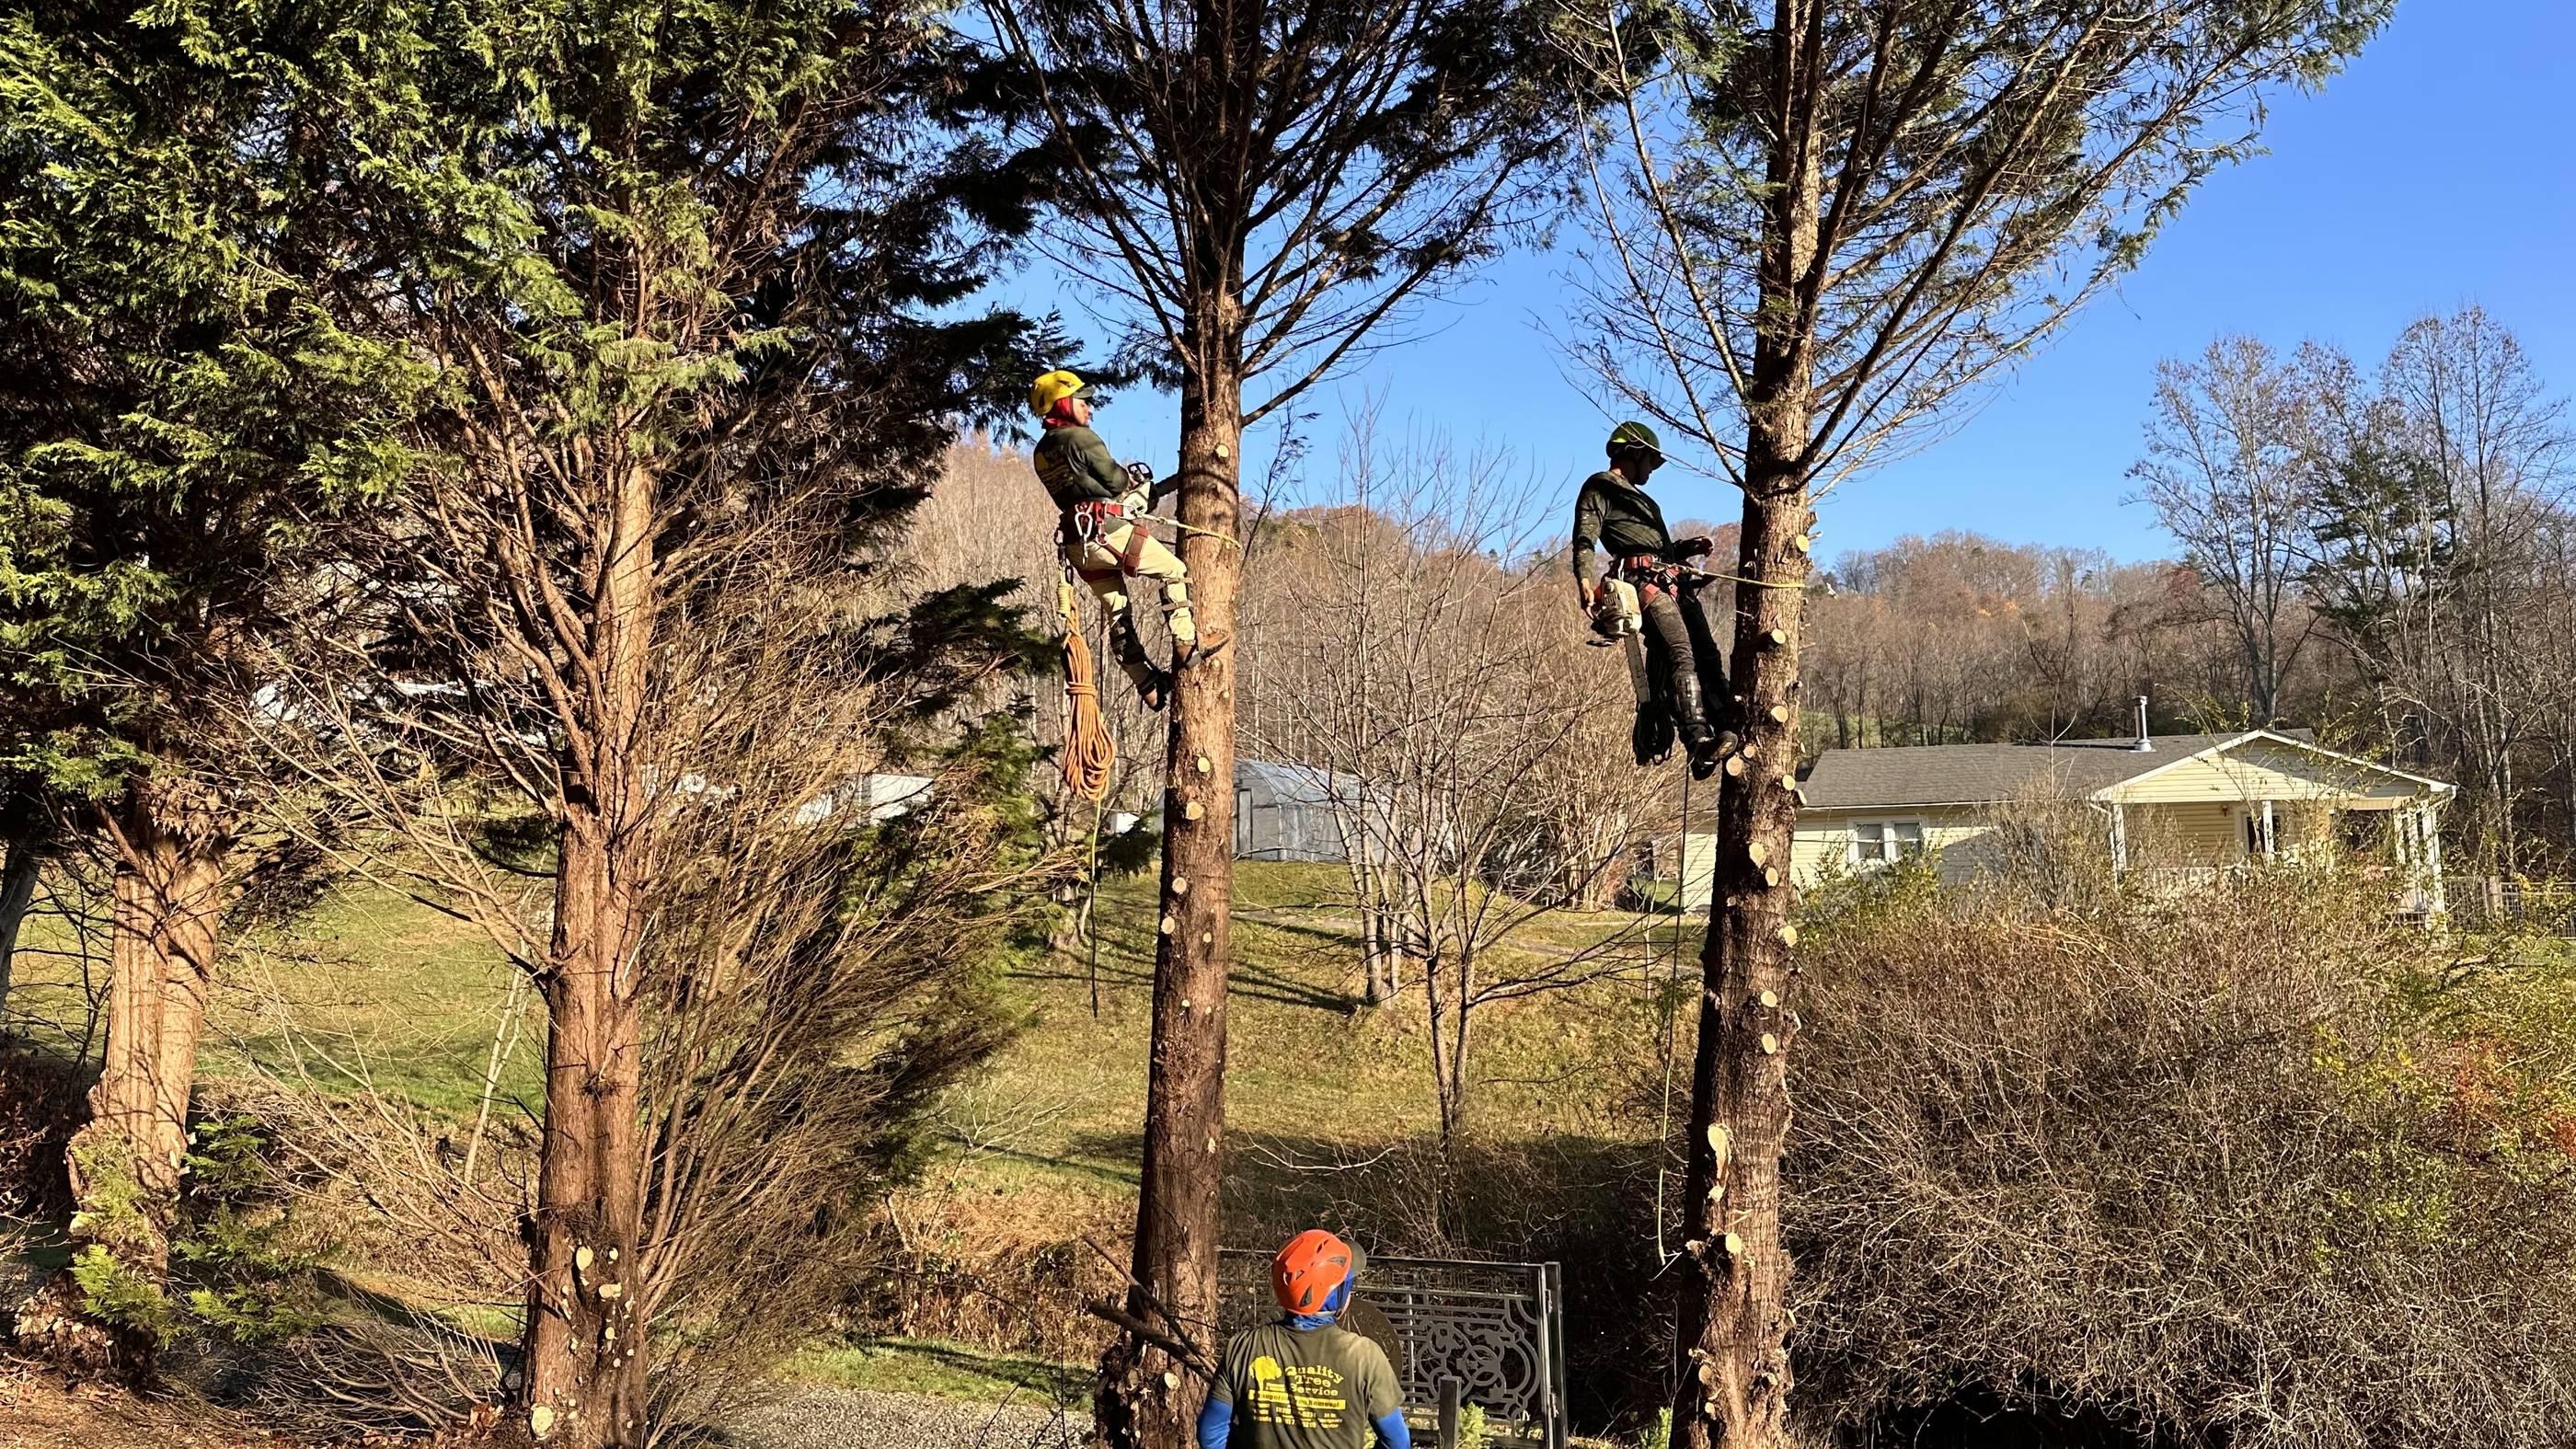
[7,880,538,1118]
[937,860,1675,1219]
[782,1337,1088,1404]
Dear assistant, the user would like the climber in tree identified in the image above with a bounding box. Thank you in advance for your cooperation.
[1571,420,1735,778]
[1031,368,1229,711]
[1198,1230,1411,1449]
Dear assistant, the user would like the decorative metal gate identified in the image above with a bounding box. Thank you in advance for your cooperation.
[1218,1250,1570,1448]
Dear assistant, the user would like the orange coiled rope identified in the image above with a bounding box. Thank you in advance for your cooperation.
[1058,572,1114,802]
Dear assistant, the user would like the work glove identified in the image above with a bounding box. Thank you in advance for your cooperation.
[1672,535,1714,559]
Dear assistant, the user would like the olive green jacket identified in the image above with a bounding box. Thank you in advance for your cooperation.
[1033,422,1130,510]
[1570,468,1680,592]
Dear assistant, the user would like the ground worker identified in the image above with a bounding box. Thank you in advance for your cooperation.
[1198,1230,1410,1449]
[1031,368,1229,710]
[1570,420,1735,777]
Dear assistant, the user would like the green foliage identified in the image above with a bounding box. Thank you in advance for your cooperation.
[64,1137,164,1259]
[67,1244,175,1339]
[1636,1407,1673,1449]
[0,0,428,793]
[171,1113,323,1344]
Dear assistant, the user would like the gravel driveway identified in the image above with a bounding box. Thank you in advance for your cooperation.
[724,1385,1093,1449]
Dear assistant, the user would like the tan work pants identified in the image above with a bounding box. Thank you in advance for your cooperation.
[1066,521,1196,688]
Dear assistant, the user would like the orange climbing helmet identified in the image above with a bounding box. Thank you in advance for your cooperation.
[1272,1229,1361,1317]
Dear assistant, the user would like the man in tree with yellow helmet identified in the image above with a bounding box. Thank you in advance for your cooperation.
[1571,420,1735,778]
[1029,369,1227,710]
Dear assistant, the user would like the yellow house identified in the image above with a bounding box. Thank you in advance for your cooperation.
[1778,730,2455,911]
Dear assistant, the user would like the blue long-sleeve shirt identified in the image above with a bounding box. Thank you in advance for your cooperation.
[1197,1396,1411,1448]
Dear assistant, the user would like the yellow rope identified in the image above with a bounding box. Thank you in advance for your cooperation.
[1134,512,1243,553]
[1059,573,1115,802]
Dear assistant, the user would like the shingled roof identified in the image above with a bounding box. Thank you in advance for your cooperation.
[1800,733,2259,810]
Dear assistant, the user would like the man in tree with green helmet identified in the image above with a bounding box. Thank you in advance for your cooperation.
[1029,369,1227,710]
[1571,420,1735,777]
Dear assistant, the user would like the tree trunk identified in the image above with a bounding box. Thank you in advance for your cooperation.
[518,465,657,1449]
[0,808,47,1028]
[1098,381,1243,1448]
[1670,15,1816,1442]
[520,818,650,1449]
[16,780,225,1382]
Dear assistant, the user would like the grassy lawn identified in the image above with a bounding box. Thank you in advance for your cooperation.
[6,880,538,1118]
[5,856,1676,1409]
[782,1337,1089,1404]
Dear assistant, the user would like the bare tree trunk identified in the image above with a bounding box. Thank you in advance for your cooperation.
[519,467,657,1449]
[0,808,47,1027]
[16,780,225,1382]
[1098,380,1242,1449]
[1671,28,1817,1442]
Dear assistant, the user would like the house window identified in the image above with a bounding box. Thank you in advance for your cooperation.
[1850,820,1925,867]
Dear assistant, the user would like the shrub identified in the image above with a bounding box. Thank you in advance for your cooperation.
[1785,834,2576,1449]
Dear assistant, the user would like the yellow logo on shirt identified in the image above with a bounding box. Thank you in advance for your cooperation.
[1245,1354,1350,1428]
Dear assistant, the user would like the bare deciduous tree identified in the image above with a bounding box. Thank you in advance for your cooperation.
[1565,2,2391,1440]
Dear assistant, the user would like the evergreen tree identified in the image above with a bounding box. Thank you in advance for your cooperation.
[300,0,1053,1439]
[0,0,423,1376]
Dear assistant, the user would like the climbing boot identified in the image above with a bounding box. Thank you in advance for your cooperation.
[1174,627,1232,671]
[1136,668,1176,712]
[1673,674,1723,780]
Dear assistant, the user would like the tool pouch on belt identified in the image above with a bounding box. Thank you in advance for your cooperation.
[1616,554,1684,594]
[1064,499,1153,577]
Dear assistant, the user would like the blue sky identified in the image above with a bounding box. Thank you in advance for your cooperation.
[1024,0,2576,565]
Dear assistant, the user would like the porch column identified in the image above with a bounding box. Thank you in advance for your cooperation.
[2259,799,2277,860]
[2110,802,2128,874]
[2421,799,2445,914]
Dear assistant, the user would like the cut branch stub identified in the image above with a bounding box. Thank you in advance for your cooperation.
[1184,800,1204,821]
[1767,704,1792,725]
[1159,914,1177,935]
[1759,1032,1779,1055]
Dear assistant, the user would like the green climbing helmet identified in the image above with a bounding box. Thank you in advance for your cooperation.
[1606,420,1662,462]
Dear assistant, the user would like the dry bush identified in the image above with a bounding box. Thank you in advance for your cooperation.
[1787,818,2576,1449]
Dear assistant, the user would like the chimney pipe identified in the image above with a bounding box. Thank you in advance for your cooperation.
[2133,696,2153,752]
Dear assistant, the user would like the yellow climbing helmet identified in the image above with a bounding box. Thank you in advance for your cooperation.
[1030,369,1089,419]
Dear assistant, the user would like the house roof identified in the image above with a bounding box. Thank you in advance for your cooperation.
[1800,730,2445,810]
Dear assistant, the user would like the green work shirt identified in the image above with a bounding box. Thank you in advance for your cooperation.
[1208,1321,1402,1449]
[1032,421,1130,510]
[1570,468,1678,592]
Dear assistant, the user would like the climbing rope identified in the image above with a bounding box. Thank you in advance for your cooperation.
[1058,571,1116,1018]
[1133,512,1243,553]
[1059,572,1115,802]
[1651,762,1690,1267]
